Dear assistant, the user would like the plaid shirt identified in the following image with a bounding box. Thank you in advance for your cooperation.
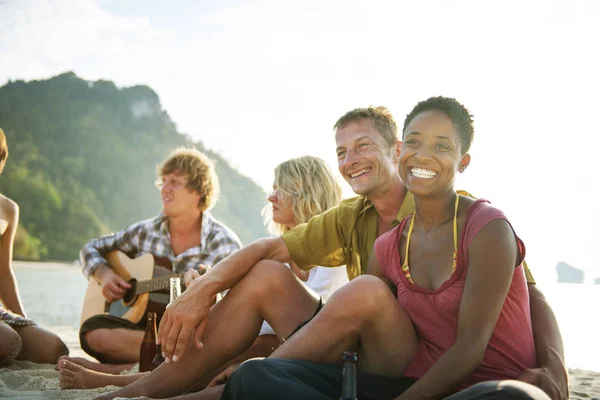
[80,212,242,279]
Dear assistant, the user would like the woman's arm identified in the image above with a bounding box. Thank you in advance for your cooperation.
[397,219,518,400]
[520,284,569,399]
[0,200,25,316]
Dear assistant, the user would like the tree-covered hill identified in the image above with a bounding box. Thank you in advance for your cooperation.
[0,72,267,261]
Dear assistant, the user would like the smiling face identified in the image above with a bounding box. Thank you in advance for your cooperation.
[159,172,203,217]
[267,185,296,229]
[400,110,470,197]
[335,118,401,197]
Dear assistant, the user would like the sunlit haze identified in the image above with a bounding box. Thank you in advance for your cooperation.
[1,0,598,281]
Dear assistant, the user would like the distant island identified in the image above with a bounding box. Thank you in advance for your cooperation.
[556,261,584,283]
[0,72,268,261]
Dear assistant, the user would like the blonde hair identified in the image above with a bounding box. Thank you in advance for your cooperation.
[0,128,8,174]
[263,156,342,235]
[157,147,219,212]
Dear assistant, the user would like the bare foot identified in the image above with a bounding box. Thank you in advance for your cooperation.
[59,359,103,389]
[55,356,91,370]
[59,359,145,390]
[56,355,135,374]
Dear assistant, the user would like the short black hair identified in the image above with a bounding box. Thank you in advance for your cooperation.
[402,96,474,154]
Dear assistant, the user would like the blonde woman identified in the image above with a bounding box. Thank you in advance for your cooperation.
[254,156,349,338]
[0,128,69,364]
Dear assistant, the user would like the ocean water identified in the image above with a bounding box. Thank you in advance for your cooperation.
[12,262,600,372]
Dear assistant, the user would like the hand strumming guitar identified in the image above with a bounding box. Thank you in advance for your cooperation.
[94,264,132,303]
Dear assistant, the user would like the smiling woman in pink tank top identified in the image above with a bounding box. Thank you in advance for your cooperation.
[370,97,540,397]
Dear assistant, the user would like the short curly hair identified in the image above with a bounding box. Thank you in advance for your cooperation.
[333,106,398,146]
[402,96,474,154]
[157,147,219,212]
[0,128,8,175]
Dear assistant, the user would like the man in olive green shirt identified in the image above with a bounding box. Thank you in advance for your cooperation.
[105,106,567,400]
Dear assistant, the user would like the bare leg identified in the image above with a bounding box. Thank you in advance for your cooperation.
[59,359,146,389]
[83,328,144,363]
[271,275,418,377]
[100,261,320,399]
[13,324,68,364]
[0,321,22,364]
[55,355,136,374]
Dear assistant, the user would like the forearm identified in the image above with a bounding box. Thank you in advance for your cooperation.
[528,284,567,375]
[0,271,26,316]
[397,340,484,400]
[194,237,291,299]
[80,241,111,279]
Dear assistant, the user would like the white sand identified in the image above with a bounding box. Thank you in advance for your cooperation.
[0,360,120,399]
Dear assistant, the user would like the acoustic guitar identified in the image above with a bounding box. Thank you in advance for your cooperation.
[79,251,185,327]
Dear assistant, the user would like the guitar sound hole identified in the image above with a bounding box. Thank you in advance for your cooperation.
[123,279,137,303]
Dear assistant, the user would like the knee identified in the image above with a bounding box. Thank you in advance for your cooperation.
[0,327,22,363]
[241,260,295,298]
[46,334,69,363]
[331,275,394,315]
[84,329,113,352]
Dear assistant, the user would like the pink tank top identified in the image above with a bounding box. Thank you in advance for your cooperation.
[375,199,536,389]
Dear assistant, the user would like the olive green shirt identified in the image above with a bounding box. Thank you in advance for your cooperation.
[282,191,535,283]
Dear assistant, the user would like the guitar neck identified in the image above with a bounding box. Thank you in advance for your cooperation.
[135,272,185,295]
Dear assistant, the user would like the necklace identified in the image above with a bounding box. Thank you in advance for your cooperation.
[401,194,459,284]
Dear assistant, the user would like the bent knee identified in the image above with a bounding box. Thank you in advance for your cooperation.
[0,327,22,363]
[242,260,297,295]
[333,275,395,310]
[84,329,114,352]
[47,335,69,362]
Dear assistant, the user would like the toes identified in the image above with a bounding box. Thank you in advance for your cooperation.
[55,355,70,370]
[61,360,79,373]
[59,369,75,389]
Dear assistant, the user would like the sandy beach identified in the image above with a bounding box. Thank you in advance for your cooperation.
[2,261,599,399]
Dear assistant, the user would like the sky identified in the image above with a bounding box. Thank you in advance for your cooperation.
[1,0,599,283]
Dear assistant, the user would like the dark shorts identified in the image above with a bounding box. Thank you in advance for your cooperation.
[223,359,550,400]
[222,358,416,400]
[79,315,145,362]
[285,297,324,340]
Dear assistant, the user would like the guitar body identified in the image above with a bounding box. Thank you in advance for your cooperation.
[80,252,158,327]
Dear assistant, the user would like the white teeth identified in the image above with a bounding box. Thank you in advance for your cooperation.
[411,167,437,179]
[350,168,370,179]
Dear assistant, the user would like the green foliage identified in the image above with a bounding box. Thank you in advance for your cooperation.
[14,224,44,260]
[0,72,267,260]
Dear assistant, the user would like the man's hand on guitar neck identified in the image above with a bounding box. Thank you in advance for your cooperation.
[94,264,132,302]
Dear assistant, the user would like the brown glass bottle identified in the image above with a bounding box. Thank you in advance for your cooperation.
[151,276,182,370]
[139,312,158,372]
[340,351,358,400]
